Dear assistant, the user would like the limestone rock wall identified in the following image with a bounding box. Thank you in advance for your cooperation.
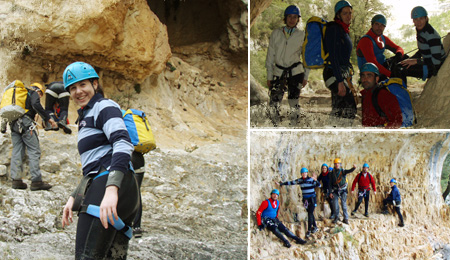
[250,131,450,259]
[250,0,272,27]
[0,0,171,82]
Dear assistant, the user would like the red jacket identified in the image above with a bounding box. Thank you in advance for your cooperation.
[361,87,402,128]
[356,29,404,77]
[351,172,376,192]
[256,198,279,226]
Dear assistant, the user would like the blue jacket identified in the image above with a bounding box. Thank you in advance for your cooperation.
[389,185,401,202]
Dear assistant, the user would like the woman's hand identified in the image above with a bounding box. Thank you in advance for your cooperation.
[62,196,75,228]
[99,186,119,229]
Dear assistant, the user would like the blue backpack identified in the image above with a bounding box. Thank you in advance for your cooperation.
[302,16,328,69]
[372,78,416,127]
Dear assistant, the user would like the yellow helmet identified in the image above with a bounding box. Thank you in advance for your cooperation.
[30,82,44,93]
[334,158,341,164]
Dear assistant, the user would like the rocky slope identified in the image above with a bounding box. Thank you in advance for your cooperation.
[250,131,450,259]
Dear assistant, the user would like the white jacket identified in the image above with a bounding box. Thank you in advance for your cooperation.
[266,26,310,80]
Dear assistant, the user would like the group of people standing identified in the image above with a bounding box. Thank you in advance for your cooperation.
[265,1,446,127]
[256,159,404,248]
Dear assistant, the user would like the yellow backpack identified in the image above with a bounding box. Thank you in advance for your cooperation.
[122,109,156,153]
[0,80,29,122]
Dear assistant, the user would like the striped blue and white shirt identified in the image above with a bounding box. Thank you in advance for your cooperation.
[413,22,445,75]
[281,177,321,199]
[76,93,134,176]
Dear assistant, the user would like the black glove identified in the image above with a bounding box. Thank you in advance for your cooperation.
[395,52,403,60]
[258,225,264,231]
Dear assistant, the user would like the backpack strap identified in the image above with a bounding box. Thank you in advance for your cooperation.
[371,86,387,119]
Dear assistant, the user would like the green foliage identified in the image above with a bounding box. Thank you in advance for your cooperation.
[441,153,450,192]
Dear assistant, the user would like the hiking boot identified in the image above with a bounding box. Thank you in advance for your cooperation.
[364,213,369,217]
[295,238,306,245]
[351,210,356,216]
[306,231,311,238]
[133,227,143,238]
[58,120,72,134]
[44,122,58,131]
[283,241,291,248]
[332,218,339,224]
[311,226,319,234]
[343,219,349,224]
[398,223,404,227]
[30,181,52,191]
[12,179,27,189]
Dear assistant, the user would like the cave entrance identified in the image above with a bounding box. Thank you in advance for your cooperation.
[441,153,450,204]
[146,0,227,48]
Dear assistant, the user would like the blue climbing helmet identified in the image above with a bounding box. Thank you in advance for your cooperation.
[300,167,308,173]
[371,14,386,26]
[284,5,301,17]
[361,62,380,76]
[271,189,280,195]
[328,167,333,172]
[322,163,328,168]
[335,0,352,14]
[390,179,397,184]
[363,163,369,168]
[411,6,428,19]
[63,61,99,90]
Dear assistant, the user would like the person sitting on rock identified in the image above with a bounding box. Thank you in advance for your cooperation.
[277,167,321,237]
[265,4,310,125]
[351,163,376,217]
[329,158,356,224]
[318,164,334,219]
[356,14,405,81]
[44,81,72,134]
[360,63,402,128]
[397,6,446,83]
[256,189,306,248]
[382,178,404,227]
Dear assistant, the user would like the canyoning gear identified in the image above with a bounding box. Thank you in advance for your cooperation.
[302,16,328,69]
[30,181,52,191]
[343,218,349,224]
[371,14,386,26]
[83,204,133,239]
[360,63,379,76]
[261,199,279,219]
[353,190,371,216]
[133,227,143,238]
[262,217,303,247]
[411,6,427,19]
[322,163,328,168]
[12,179,27,189]
[390,179,397,184]
[334,158,341,164]
[45,81,71,133]
[300,167,308,174]
[256,198,279,226]
[352,172,376,192]
[271,189,280,195]
[63,61,99,89]
[0,80,29,122]
[284,5,300,17]
[131,151,145,230]
[371,78,415,127]
[329,167,333,172]
[311,226,319,234]
[122,109,156,153]
[334,0,352,14]
[363,163,369,168]
[306,231,311,237]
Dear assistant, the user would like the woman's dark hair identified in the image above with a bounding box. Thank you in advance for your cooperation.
[90,78,104,97]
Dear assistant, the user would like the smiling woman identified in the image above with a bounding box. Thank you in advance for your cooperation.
[61,61,139,259]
